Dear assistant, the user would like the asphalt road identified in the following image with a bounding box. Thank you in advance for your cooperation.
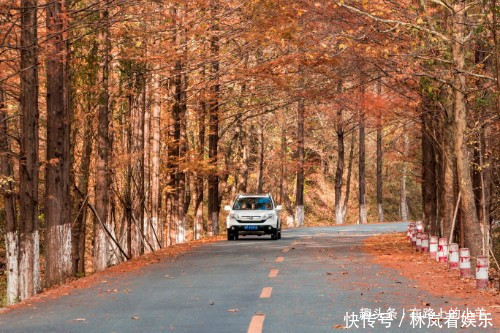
[0,223,494,332]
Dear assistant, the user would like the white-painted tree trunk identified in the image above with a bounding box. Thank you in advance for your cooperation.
[194,203,203,240]
[107,218,120,266]
[19,230,41,301]
[359,204,367,224]
[5,231,19,305]
[211,212,218,236]
[378,204,384,223]
[45,224,73,284]
[335,204,344,225]
[177,216,186,244]
[33,230,41,293]
[295,205,304,227]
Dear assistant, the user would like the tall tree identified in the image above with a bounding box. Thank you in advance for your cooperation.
[1,87,19,304]
[376,80,384,222]
[18,0,41,299]
[358,94,367,224]
[256,119,264,193]
[400,131,409,221]
[45,0,73,285]
[295,86,305,227]
[94,0,111,271]
[150,70,161,249]
[451,0,482,259]
[207,0,220,235]
[334,108,345,225]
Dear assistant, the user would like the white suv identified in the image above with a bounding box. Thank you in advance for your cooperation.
[225,194,282,240]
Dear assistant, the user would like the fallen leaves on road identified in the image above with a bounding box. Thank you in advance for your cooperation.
[73,318,86,322]
[227,309,239,312]
[131,316,140,320]
[364,232,500,326]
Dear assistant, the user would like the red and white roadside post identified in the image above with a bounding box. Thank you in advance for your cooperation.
[416,232,422,252]
[416,221,423,233]
[411,229,417,246]
[438,238,448,263]
[407,223,414,241]
[429,236,438,260]
[476,255,489,290]
[448,243,459,269]
[459,248,471,278]
[420,234,429,253]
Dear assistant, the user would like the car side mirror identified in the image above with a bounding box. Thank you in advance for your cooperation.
[276,205,282,211]
[224,205,232,211]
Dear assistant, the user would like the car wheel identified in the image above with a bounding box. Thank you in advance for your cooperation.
[271,230,278,240]
[234,232,239,240]
[227,233,234,241]
[278,230,282,239]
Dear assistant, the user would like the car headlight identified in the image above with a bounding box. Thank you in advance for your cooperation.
[263,213,274,220]
[229,213,239,220]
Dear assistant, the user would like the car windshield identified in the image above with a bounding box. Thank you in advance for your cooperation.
[233,197,273,210]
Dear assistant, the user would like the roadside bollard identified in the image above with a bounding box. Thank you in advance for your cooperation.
[407,224,414,240]
[429,236,438,260]
[420,234,429,253]
[476,255,489,290]
[448,243,459,269]
[416,221,424,233]
[438,238,448,263]
[416,233,422,252]
[459,248,471,278]
[411,229,417,246]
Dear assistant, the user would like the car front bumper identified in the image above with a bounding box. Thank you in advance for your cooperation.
[227,225,277,235]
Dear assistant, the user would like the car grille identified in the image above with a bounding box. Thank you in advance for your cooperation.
[237,217,266,223]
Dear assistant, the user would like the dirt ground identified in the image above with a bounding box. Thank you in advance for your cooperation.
[364,233,500,327]
[0,236,224,312]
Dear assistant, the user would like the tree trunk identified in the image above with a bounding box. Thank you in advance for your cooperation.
[18,0,41,299]
[194,95,206,240]
[421,107,438,233]
[208,1,220,236]
[130,84,145,257]
[1,87,19,304]
[256,119,264,193]
[376,80,384,222]
[334,114,344,225]
[441,121,455,240]
[94,0,110,271]
[45,0,73,285]
[342,133,355,224]
[451,0,482,260]
[358,108,367,224]
[279,110,286,204]
[177,58,188,244]
[237,118,249,194]
[295,95,305,227]
[150,71,161,249]
[400,132,409,221]
[143,76,151,252]
[72,108,93,275]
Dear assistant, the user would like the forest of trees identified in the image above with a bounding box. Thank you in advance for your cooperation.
[0,0,498,305]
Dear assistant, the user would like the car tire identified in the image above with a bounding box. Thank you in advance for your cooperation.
[227,233,234,241]
[234,233,239,240]
[271,229,279,240]
[278,230,282,239]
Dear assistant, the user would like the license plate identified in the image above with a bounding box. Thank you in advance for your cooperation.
[244,225,258,230]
